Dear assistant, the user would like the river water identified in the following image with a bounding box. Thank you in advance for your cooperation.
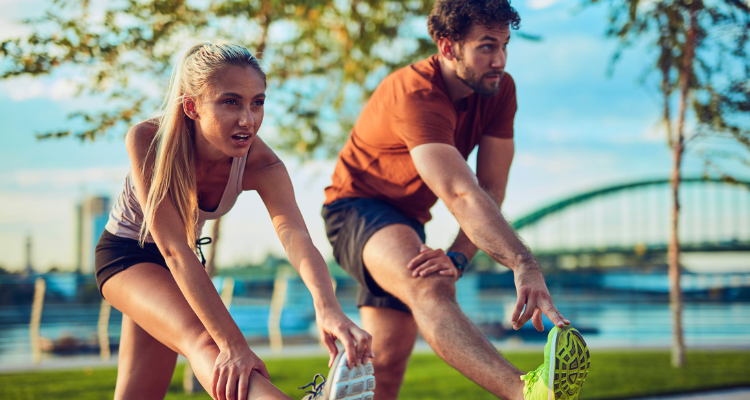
[1,271,748,367]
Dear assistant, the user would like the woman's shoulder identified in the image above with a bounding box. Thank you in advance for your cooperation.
[125,119,159,158]
[246,137,282,168]
[242,137,285,190]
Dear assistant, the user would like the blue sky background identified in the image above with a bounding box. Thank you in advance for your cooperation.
[0,0,747,272]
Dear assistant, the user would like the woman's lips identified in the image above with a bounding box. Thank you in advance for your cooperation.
[230,133,252,146]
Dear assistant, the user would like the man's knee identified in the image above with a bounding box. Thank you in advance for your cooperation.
[374,346,411,379]
[404,274,457,308]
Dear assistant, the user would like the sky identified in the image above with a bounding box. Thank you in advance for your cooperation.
[0,0,748,272]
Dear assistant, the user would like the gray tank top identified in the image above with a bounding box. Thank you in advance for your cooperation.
[105,150,250,242]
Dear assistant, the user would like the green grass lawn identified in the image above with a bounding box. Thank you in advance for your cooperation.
[1,350,748,399]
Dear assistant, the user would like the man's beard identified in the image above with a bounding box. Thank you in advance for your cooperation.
[456,60,504,98]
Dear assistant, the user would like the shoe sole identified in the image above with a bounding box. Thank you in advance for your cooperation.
[548,326,590,400]
[326,350,376,400]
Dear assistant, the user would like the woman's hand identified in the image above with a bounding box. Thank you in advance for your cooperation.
[211,342,270,400]
[316,306,374,368]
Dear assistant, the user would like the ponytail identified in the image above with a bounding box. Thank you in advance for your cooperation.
[139,42,265,249]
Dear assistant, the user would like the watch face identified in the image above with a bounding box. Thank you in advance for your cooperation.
[454,252,468,267]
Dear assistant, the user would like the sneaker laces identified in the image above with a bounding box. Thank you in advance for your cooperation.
[298,373,326,397]
[521,364,545,386]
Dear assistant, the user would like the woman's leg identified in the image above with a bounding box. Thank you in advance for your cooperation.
[103,263,291,400]
[114,313,178,399]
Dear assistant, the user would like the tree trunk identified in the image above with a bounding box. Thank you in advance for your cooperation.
[669,1,698,369]
[668,127,686,368]
[256,1,272,57]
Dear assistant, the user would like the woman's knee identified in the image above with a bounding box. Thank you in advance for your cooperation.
[180,322,218,357]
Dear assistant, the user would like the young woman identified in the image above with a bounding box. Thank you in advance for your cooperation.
[95,42,374,400]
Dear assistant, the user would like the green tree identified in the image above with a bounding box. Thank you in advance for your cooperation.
[1,3,440,389]
[588,0,750,367]
[0,0,439,157]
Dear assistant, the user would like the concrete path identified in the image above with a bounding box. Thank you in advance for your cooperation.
[628,387,750,400]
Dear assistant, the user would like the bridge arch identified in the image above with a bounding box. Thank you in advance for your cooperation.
[511,178,750,255]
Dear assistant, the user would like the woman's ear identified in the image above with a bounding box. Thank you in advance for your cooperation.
[183,97,199,120]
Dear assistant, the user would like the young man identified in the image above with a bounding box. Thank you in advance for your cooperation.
[322,1,590,399]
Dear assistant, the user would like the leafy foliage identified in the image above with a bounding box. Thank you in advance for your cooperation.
[0,0,437,157]
[588,0,750,176]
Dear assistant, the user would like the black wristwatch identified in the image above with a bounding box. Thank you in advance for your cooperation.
[446,251,469,278]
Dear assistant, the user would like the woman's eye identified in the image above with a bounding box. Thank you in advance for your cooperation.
[225,99,238,105]
[254,100,265,106]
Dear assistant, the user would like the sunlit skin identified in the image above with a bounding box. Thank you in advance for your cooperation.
[437,23,510,102]
[357,22,573,400]
[184,66,266,210]
[107,59,373,400]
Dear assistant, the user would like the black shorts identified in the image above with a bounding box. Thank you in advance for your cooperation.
[94,230,168,298]
[321,197,425,314]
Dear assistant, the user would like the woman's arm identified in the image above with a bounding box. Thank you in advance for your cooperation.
[243,138,373,368]
[125,122,269,400]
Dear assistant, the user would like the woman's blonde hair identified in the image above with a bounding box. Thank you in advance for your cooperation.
[138,42,265,250]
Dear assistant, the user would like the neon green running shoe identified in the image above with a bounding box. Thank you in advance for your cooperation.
[521,325,590,400]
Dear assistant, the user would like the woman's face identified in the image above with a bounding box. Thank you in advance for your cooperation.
[186,65,266,159]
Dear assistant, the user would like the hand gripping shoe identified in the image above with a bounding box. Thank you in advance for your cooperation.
[521,325,590,400]
[299,350,376,400]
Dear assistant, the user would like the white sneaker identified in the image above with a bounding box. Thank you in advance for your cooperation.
[299,350,375,400]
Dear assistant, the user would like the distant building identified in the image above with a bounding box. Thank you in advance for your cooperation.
[76,196,111,274]
[24,236,33,275]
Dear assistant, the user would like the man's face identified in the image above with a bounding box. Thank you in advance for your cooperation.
[453,23,510,98]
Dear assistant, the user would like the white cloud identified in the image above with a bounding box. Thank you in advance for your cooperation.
[527,0,563,10]
[511,34,611,85]
[2,75,82,101]
[643,121,669,143]
[0,166,129,189]
[0,161,335,270]
[0,165,130,270]
[514,152,609,174]
[0,192,77,271]
[0,192,73,225]
[640,118,705,145]
[0,0,45,41]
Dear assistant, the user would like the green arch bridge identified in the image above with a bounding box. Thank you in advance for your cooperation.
[493,178,750,270]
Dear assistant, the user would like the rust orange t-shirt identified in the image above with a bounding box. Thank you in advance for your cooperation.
[324,55,517,224]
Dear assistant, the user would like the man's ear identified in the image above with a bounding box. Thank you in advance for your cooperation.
[183,97,199,120]
[437,37,457,61]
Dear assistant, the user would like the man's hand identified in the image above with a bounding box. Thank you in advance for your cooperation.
[511,264,570,331]
[406,244,460,280]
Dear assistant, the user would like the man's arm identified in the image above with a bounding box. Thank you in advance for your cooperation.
[409,142,569,330]
[446,136,514,260]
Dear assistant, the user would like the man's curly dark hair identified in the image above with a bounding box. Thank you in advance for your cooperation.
[427,0,521,43]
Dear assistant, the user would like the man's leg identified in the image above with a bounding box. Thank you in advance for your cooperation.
[359,306,418,400]
[362,224,525,400]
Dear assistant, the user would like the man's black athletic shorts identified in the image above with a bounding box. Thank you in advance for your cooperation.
[321,197,426,314]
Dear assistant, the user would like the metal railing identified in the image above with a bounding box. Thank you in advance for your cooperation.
[1,269,749,369]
